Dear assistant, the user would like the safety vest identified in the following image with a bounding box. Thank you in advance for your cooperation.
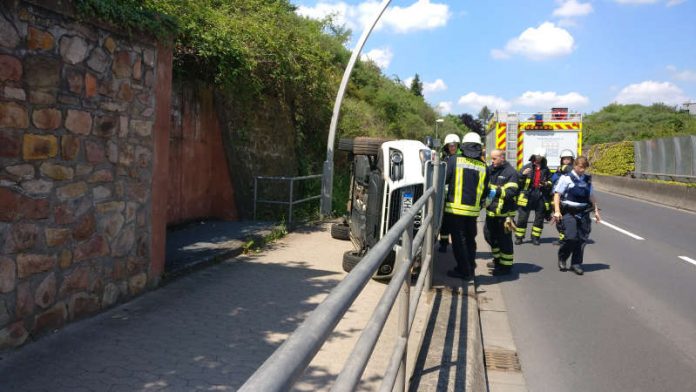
[445,156,487,216]
[563,174,592,205]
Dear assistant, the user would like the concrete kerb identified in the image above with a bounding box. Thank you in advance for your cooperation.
[593,174,696,212]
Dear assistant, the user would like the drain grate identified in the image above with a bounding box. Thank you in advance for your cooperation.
[485,349,522,372]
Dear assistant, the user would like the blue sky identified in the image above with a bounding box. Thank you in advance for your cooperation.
[293,0,696,116]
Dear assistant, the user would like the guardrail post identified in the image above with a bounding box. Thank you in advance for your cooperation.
[288,178,294,228]
[426,156,440,294]
[396,222,413,392]
[253,177,258,221]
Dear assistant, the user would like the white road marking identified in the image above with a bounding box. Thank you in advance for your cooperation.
[599,220,645,240]
[678,256,696,266]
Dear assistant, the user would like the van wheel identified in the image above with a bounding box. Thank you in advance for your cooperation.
[342,250,362,273]
[353,137,391,156]
[338,138,354,152]
[331,223,350,240]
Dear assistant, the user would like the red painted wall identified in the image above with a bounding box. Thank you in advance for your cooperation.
[167,85,237,226]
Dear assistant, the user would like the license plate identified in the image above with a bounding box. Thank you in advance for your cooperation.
[401,192,413,216]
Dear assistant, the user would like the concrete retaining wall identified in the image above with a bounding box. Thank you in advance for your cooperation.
[593,174,696,212]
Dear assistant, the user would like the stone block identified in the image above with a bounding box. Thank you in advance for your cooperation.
[85,140,105,163]
[0,131,21,158]
[14,193,50,221]
[107,141,118,163]
[133,57,142,80]
[74,235,109,262]
[128,182,149,203]
[29,89,56,104]
[65,67,84,94]
[135,146,152,168]
[65,109,92,135]
[113,51,132,78]
[0,299,9,326]
[99,101,128,112]
[59,249,72,269]
[73,213,95,241]
[60,35,89,65]
[35,273,57,309]
[32,108,62,130]
[61,134,80,160]
[85,73,97,97]
[96,201,125,215]
[76,164,92,177]
[144,70,155,87]
[104,36,116,53]
[5,164,34,180]
[0,256,16,293]
[24,55,60,88]
[46,228,71,247]
[58,93,80,106]
[117,81,134,102]
[88,169,113,183]
[0,102,29,128]
[21,179,53,195]
[93,185,112,201]
[23,134,58,160]
[40,162,74,180]
[112,225,135,257]
[69,293,100,320]
[16,282,34,317]
[94,115,118,138]
[119,116,128,137]
[0,13,20,48]
[125,202,137,223]
[28,27,54,50]
[130,119,153,137]
[119,144,134,166]
[56,182,87,201]
[59,266,89,296]
[99,213,124,242]
[128,272,147,295]
[86,47,109,73]
[17,254,56,278]
[0,188,21,221]
[2,86,25,101]
[5,223,38,253]
[143,48,155,67]
[33,303,67,334]
[102,283,119,307]
[0,322,29,350]
[0,55,22,81]
[125,256,146,275]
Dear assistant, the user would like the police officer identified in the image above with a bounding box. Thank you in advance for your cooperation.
[483,149,519,275]
[550,149,575,245]
[515,148,552,245]
[439,134,461,253]
[553,156,601,275]
[444,132,489,279]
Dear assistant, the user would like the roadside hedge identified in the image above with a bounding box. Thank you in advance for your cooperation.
[586,141,635,176]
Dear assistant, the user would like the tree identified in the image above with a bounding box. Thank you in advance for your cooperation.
[409,73,423,97]
[458,113,484,136]
[478,106,492,124]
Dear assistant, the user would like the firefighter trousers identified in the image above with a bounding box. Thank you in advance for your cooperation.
[484,216,513,268]
[515,189,546,240]
[557,212,591,265]
[439,218,450,246]
[444,213,477,275]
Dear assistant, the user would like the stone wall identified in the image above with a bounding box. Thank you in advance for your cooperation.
[0,2,166,348]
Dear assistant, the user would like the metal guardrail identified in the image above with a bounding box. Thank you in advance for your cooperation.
[240,159,442,392]
[253,174,322,227]
[634,136,696,183]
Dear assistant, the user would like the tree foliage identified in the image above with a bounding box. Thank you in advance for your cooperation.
[457,113,484,136]
[409,74,423,97]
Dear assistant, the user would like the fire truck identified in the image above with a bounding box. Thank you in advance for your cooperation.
[485,108,583,170]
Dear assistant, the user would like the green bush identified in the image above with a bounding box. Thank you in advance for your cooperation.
[586,141,634,176]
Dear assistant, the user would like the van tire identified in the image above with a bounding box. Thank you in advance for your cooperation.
[338,138,354,152]
[342,250,362,273]
[353,137,391,156]
[331,223,350,240]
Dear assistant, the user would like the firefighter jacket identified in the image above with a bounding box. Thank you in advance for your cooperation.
[486,161,519,217]
[517,161,552,207]
[445,143,489,217]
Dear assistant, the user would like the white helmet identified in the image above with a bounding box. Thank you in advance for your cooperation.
[443,133,460,145]
[533,147,546,158]
[559,149,575,159]
[461,132,482,145]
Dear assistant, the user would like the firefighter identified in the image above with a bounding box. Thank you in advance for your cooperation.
[553,156,601,275]
[515,148,552,246]
[550,149,575,245]
[439,134,461,252]
[483,149,519,275]
[444,132,489,279]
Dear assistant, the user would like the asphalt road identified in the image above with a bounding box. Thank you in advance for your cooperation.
[494,190,696,392]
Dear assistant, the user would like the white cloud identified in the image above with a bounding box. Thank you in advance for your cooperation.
[514,91,590,109]
[436,101,453,114]
[423,79,447,94]
[458,92,511,111]
[613,0,660,4]
[553,0,593,17]
[614,81,690,105]
[491,22,575,60]
[667,0,686,6]
[296,0,450,34]
[667,65,696,82]
[361,47,393,69]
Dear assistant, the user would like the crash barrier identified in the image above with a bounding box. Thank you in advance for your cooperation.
[240,161,443,392]
[593,174,696,212]
[253,174,322,227]
[634,136,696,183]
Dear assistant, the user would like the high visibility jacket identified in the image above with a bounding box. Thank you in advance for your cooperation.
[486,161,519,217]
[517,162,552,207]
[445,155,488,216]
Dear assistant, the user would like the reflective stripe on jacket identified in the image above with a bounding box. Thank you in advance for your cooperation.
[486,161,519,217]
[445,156,488,216]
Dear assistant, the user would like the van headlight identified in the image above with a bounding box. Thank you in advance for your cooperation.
[389,149,403,181]
[390,150,403,164]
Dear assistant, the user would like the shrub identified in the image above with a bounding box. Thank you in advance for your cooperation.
[586,141,634,176]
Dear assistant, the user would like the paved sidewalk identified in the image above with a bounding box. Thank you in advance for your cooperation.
[0,222,431,391]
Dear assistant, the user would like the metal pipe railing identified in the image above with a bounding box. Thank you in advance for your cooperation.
[253,174,322,227]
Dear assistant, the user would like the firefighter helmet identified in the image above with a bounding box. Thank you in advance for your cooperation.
[443,133,460,146]
[461,132,482,145]
[559,149,575,159]
[533,147,546,158]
